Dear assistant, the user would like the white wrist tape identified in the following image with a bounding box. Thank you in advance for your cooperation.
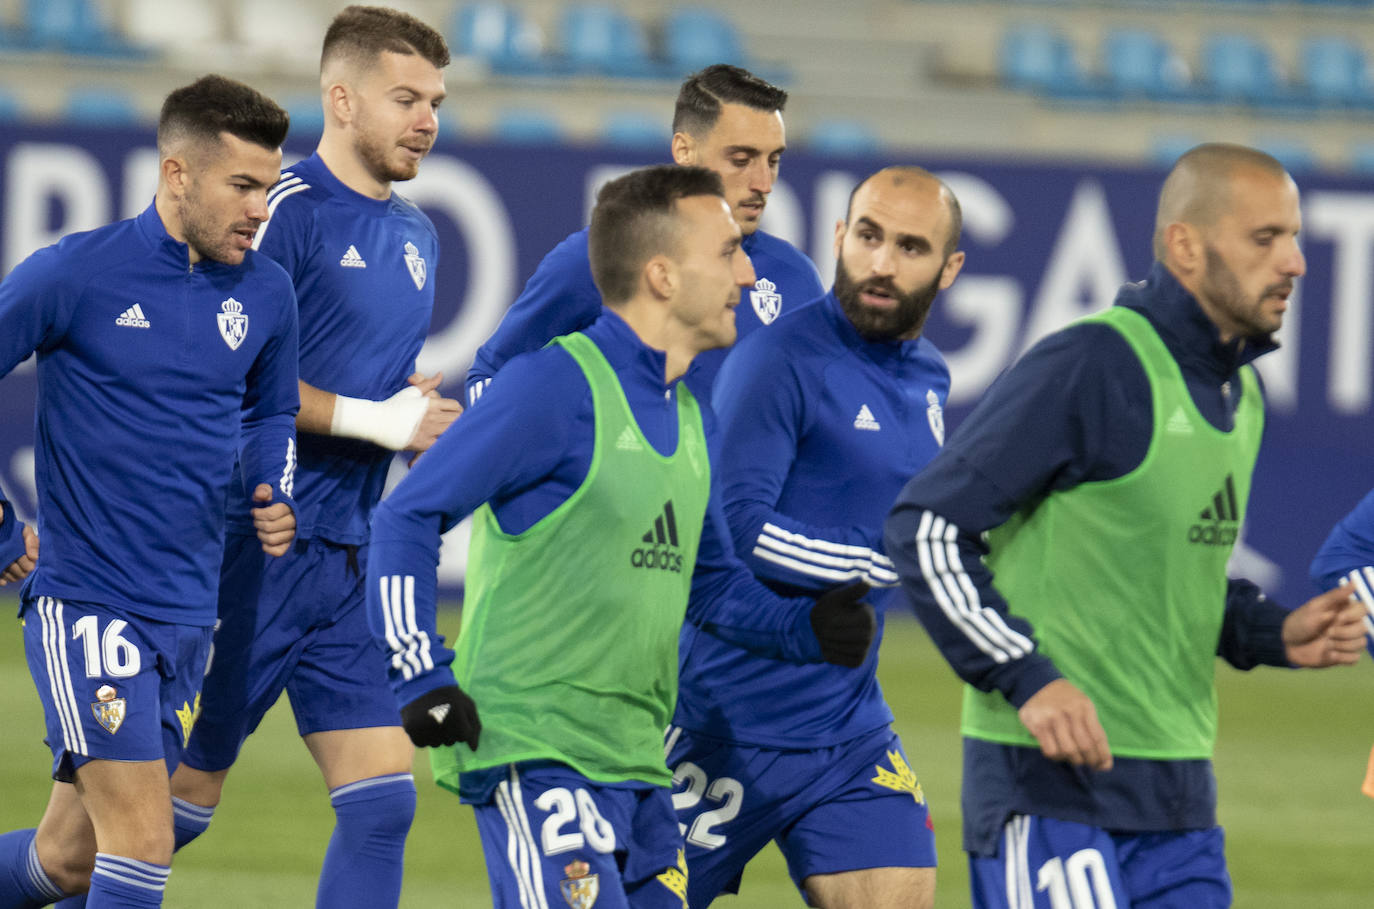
[330,386,429,450]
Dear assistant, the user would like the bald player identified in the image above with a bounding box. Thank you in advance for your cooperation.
[668,167,964,909]
[169,8,458,908]
[884,143,1366,908]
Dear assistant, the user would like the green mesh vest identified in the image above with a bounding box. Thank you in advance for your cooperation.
[964,306,1264,759]
[430,332,709,791]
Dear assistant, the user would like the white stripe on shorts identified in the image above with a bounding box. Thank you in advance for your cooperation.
[495,766,548,909]
[38,597,87,754]
[1004,814,1032,909]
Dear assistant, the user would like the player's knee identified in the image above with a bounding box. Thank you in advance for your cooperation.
[33,839,94,895]
[169,764,229,807]
[330,774,418,848]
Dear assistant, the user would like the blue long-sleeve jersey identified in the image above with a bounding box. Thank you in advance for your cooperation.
[224,153,440,544]
[464,226,824,404]
[885,262,1292,852]
[0,203,299,625]
[1310,487,1374,653]
[368,311,826,708]
[674,292,950,747]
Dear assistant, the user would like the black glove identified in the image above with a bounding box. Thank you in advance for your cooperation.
[810,580,876,667]
[400,684,481,750]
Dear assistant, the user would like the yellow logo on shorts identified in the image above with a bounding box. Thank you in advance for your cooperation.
[872,749,925,805]
[559,860,600,908]
[176,691,202,746]
[91,684,126,734]
[654,849,688,907]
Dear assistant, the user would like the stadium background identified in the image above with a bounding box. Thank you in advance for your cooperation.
[1,0,1372,905]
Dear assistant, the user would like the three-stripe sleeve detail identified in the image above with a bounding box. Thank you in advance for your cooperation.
[752,522,898,587]
[913,510,1033,663]
[378,575,434,681]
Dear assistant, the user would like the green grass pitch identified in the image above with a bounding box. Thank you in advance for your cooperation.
[2,598,1371,907]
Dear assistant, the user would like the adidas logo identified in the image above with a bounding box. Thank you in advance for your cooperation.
[427,703,451,724]
[340,245,367,268]
[115,304,151,329]
[631,500,683,573]
[616,425,642,451]
[1165,405,1194,436]
[1188,473,1239,546]
[854,404,881,431]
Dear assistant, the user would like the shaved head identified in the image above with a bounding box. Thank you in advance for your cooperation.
[1153,143,1289,260]
[847,166,962,257]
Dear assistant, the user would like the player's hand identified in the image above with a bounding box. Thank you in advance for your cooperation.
[809,580,877,667]
[250,483,296,557]
[0,525,39,586]
[401,684,481,750]
[404,371,462,453]
[1283,586,1367,667]
[1017,678,1113,771]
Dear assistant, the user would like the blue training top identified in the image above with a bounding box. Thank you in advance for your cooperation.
[464,226,824,405]
[675,291,950,748]
[0,203,299,625]
[369,311,831,709]
[1310,486,1374,655]
[884,262,1292,852]
[225,153,440,545]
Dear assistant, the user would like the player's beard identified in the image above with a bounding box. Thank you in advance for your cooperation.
[833,257,943,342]
[355,116,428,185]
[1200,244,1290,345]
[179,182,242,265]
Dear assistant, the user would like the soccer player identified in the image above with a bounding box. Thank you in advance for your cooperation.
[1311,488,1374,655]
[0,75,299,909]
[169,7,457,909]
[465,63,824,405]
[884,143,1367,908]
[666,167,963,909]
[366,165,875,908]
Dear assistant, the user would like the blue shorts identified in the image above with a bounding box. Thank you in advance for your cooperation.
[665,725,936,907]
[21,596,212,781]
[969,815,1231,909]
[182,534,399,772]
[469,764,687,909]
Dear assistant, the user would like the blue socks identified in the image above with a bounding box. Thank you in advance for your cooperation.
[316,773,416,909]
[0,829,67,908]
[85,855,167,909]
[169,799,213,852]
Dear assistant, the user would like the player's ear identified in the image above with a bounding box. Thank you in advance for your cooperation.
[1163,222,1202,275]
[324,82,352,126]
[938,250,966,290]
[832,218,847,261]
[645,254,676,299]
[160,153,190,198]
[670,131,695,166]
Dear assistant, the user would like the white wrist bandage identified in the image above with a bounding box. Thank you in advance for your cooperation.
[330,386,429,450]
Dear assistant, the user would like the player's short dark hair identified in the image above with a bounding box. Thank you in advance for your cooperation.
[589,165,726,306]
[322,5,450,71]
[158,75,289,154]
[672,64,787,138]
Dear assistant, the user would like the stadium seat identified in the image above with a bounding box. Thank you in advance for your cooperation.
[1298,36,1373,107]
[1101,28,1190,100]
[663,8,746,73]
[999,24,1085,95]
[0,90,24,122]
[1348,141,1374,173]
[451,3,548,75]
[492,109,564,144]
[63,88,141,125]
[557,4,657,77]
[22,0,143,57]
[1255,138,1317,172]
[283,96,326,145]
[805,120,882,156]
[1198,33,1284,105]
[600,112,669,149]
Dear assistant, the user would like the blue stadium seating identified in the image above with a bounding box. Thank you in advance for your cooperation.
[22,0,144,58]
[558,4,656,77]
[1198,33,1284,105]
[1348,141,1374,173]
[283,96,326,144]
[62,88,140,125]
[1101,28,1190,100]
[805,120,882,156]
[1255,138,1317,172]
[600,112,669,149]
[451,3,548,75]
[663,8,746,73]
[1298,35,1373,107]
[999,24,1086,95]
[492,109,564,144]
[0,90,23,122]
[1149,135,1202,167]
